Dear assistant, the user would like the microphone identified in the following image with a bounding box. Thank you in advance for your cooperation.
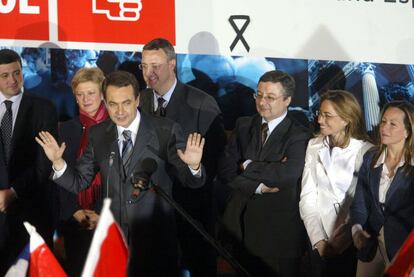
[131,158,158,191]
[106,151,116,198]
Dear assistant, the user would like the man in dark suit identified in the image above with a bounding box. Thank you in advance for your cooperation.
[36,70,206,277]
[139,38,226,276]
[0,49,58,274]
[219,70,310,277]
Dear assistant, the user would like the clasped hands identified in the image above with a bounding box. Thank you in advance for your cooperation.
[73,209,99,230]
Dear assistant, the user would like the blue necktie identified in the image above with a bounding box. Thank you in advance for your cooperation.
[122,130,133,167]
[1,100,13,164]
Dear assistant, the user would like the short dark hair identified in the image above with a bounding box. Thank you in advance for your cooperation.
[258,70,295,98]
[102,71,140,100]
[143,38,176,61]
[0,49,22,66]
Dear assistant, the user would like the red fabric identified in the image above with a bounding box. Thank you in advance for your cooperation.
[92,224,128,277]
[77,102,108,209]
[386,229,414,277]
[29,244,67,277]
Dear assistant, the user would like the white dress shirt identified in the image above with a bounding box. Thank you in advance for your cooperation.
[152,78,177,111]
[0,90,24,133]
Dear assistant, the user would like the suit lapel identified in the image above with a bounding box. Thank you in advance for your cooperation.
[385,167,413,204]
[124,113,156,177]
[164,81,186,121]
[10,94,30,155]
[259,117,291,160]
[245,115,262,160]
[104,121,122,176]
[317,146,340,197]
[139,89,155,115]
[370,165,382,208]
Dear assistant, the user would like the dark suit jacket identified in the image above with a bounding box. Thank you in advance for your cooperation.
[140,81,225,185]
[0,93,58,273]
[219,114,310,259]
[350,149,414,262]
[54,112,205,277]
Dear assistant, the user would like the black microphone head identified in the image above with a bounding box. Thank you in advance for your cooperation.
[141,158,158,175]
[109,151,116,167]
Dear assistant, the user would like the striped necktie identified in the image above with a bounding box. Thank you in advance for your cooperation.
[122,130,133,166]
[261,122,269,145]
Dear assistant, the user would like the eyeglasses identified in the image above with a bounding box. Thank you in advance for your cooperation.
[138,63,167,72]
[316,110,339,120]
[254,93,284,103]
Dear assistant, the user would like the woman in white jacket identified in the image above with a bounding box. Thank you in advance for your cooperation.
[300,90,372,277]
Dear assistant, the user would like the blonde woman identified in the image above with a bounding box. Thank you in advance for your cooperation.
[300,90,372,277]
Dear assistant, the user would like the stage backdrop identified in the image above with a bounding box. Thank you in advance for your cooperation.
[1,0,413,64]
[1,0,414,132]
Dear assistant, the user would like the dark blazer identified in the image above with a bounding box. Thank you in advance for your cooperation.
[219,114,310,260]
[140,81,225,184]
[140,80,225,276]
[0,93,58,273]
[350,149,414,262]
[54,112,205,277]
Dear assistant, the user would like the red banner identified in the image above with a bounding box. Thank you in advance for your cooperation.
[0,0,49,40]
[57,0,176,44]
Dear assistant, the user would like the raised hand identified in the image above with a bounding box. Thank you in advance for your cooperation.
[177,133,205,170]
[35,131,66,170]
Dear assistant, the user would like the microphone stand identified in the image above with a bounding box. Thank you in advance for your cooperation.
[151,183,252,277]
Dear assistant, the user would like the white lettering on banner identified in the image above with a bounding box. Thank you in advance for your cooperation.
[0,0,40,14]
[92,0,142,21]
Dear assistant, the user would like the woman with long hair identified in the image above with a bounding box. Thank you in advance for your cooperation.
[350,100,414,277]
[300,90,372,276]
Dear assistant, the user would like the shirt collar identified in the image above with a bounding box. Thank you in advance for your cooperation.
[0,89,24,105]
[116,110,141,140]
[262,111,287,135]
[374,148,414,168]
[153,78,177,103]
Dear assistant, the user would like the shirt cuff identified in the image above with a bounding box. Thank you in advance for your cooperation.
[188,166,202,177]
[10,187,18,199]
[351,224,363,237]
[255,183,264,194]
[53,162,67,180]
[242,159,252,170]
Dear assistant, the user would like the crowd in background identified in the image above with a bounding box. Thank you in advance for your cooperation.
[1,38,414,277]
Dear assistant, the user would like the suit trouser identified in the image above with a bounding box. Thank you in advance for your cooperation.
[356,227,389,277]
[307,240,357,277]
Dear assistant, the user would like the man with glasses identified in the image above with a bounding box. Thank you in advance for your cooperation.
[139,38,226,276]
[219,70,310,277]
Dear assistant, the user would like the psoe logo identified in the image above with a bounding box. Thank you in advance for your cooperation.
[0,0,40,14]
[92,0,142,21]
